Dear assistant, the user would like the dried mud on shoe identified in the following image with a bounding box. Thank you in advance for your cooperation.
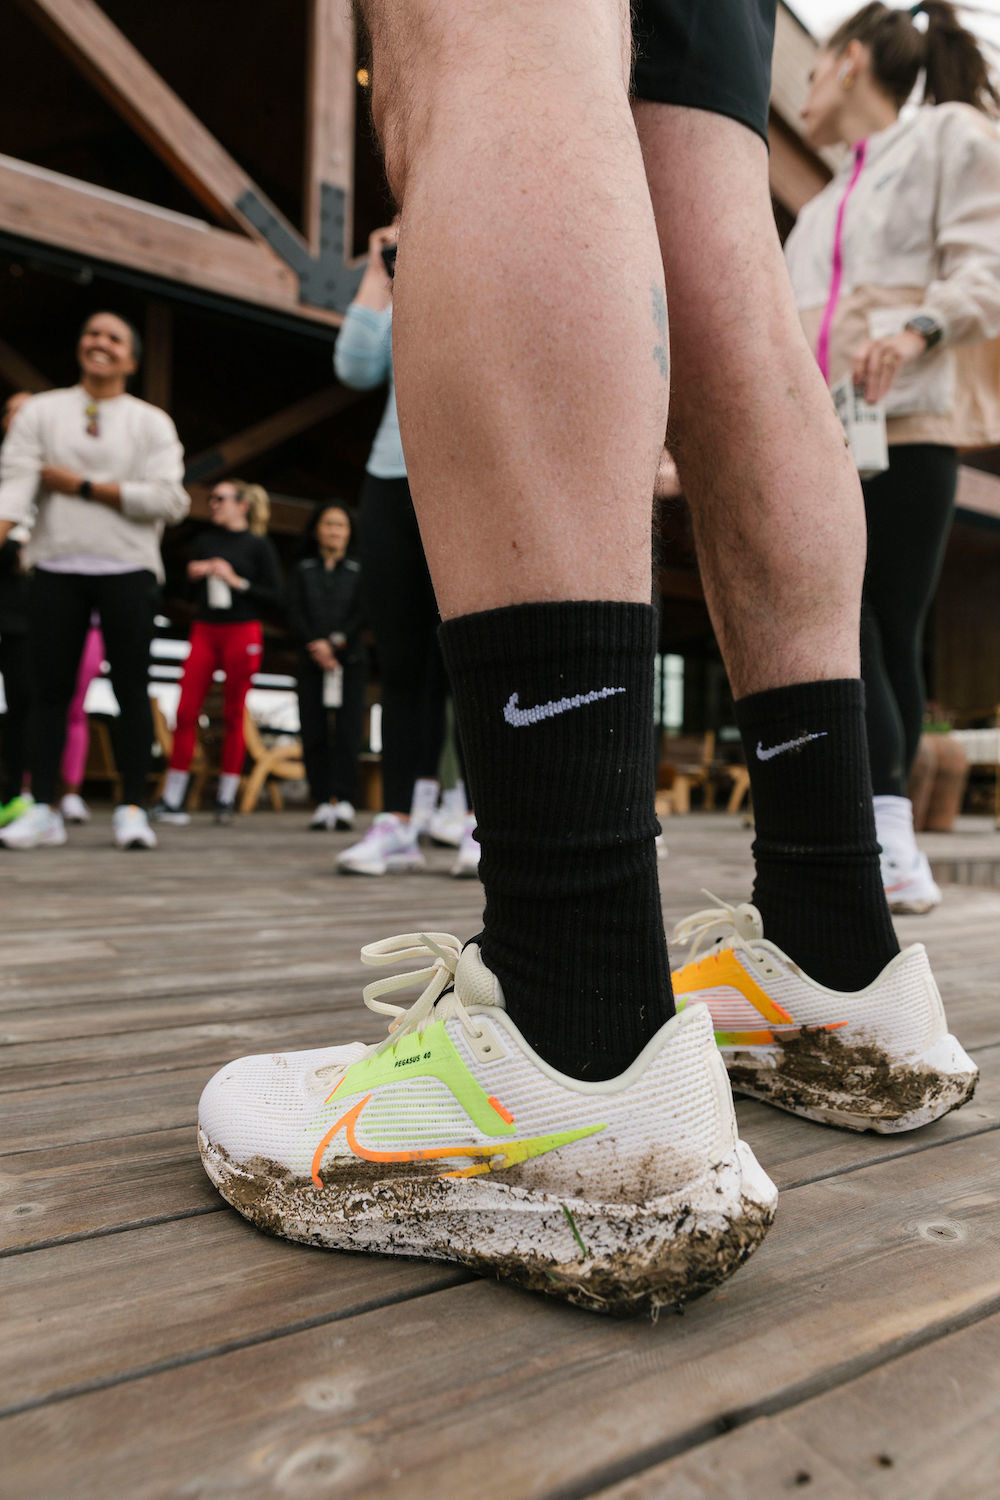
[727,1027,978,1133]
[199,1132,776,1318]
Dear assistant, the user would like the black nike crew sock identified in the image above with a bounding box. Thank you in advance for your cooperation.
[440,601,674,1080]
[735,678,899,991]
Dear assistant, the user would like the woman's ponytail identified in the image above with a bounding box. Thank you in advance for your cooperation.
[231,480,271,536]
[919,2,1000,116]
[828,2,998,117]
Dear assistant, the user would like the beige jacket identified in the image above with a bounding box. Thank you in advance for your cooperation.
[785,103,1000,449]
[0,386,189,580]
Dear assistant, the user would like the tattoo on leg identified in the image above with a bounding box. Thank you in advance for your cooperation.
[652,286,669,380]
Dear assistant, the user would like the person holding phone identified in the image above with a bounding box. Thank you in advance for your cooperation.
[332,220,452,875]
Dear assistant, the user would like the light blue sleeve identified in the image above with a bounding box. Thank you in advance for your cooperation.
[333,304,393,390]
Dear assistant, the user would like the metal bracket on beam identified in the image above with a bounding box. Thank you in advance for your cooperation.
[236,185,363,313]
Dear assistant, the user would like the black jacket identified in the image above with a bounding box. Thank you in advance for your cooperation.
[287,555,364,664]
[190,526,282,624]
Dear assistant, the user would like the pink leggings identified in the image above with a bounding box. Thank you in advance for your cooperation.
[61,624,105,789]
[170,620,262,776]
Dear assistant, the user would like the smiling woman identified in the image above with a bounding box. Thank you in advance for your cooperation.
[0,309,189,851]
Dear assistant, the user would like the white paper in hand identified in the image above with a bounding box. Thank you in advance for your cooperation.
[832,376,889,479]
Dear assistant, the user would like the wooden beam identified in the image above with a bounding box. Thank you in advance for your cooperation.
[768,111,830,216]
[142,303,172,411]
[0,155,342,328]
[0,336,52,393]
[17,0,306,252]
[184,385,365,484]
[305,0,357,254]
[772,5,844,176]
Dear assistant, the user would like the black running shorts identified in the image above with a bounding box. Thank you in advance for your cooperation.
[632,0,777,145]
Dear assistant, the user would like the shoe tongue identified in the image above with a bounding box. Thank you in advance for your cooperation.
[454,941,507,1010]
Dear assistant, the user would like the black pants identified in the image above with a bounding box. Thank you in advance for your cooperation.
[296,654,367,806]
[861,444,958,797]
[28,569,156,806]
[0,630,30,803]
[359,474,449,813]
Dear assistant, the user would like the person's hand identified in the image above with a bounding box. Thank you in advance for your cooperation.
[209,557,244,588]
[42,464,84,495]
[852,329,927,405]
[367,221,399,274]
[187,559,213,579]
[307,638,336,670]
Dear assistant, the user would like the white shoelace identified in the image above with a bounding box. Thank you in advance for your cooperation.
[314,932,483,1084]
[671,892,766,964]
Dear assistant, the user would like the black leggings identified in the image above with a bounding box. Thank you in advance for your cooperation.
[296,654,367,806]
[359,473,448,814]
[861,444,958,797]
[0,631,30,803]
[28,569,156,806]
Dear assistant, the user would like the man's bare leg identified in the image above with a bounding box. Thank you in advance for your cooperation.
[637,104,898,990]
[368,0,666,616]
[361,0,675,1078]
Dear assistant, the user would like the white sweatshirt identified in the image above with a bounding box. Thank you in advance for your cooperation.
[0,386,189,580]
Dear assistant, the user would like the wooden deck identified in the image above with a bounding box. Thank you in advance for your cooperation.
[3,810,1000,1499]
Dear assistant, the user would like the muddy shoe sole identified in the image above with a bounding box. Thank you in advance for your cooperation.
[198,1130,777,1316]
[724,1030,978,1133]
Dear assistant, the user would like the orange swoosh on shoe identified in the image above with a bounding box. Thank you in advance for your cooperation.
[310,1095,604,1188]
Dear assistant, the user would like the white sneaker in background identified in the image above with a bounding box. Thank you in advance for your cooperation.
[409,777,440,838]
[0,803,67,850]
[112,804,157,850]
[309,802,337,831]
[873,794,940,912]
[336,813,425,877]
[450,816,480,879]
[199,932,776,1315]
[671,896,976,1133]
[60,792,90,824]
[881,849,942,915]
[148,800,190,826]
[333,801,356,830]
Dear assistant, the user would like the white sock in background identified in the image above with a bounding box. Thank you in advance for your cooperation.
[873,794,918,868]
[441,780,468,818]
[217,772,241,807]
[409,777,440,833]
[163,769,190,811]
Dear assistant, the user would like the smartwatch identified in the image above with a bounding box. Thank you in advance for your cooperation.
[904,315,943,351]
[78,480,93,500]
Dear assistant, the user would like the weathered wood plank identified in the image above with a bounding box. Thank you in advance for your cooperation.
[600,1310,1000,1498]
[3,1132,999,1497]
[1,1212,470,1413]
[0,1128,219,1252]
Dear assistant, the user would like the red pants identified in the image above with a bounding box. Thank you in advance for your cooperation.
[171,621,262,776]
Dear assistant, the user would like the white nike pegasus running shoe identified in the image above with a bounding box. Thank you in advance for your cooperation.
[0,802,66,849]
[199,933,777,1315]
[671,896,977,1133]
[336,813,425,877]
